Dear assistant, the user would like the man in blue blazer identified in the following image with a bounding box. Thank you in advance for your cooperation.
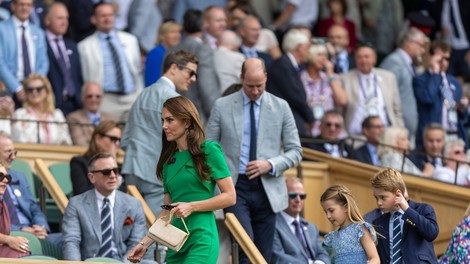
[272,178,330,264]
[0,0,49,100]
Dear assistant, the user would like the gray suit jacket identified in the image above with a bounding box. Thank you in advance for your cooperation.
[339,68,404,134]
[380,49,417,136]
[272,214,331,264]
[66,109,116,146]
[121,77,179,183]
[62,189,147,261]
[169,36,220,123]
[206,90,302,213]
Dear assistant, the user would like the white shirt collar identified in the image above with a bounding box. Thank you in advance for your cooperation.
[160,76,176,91]
[12,15,29,28]
[280,211,300,226]
[287,52,299,70]
[95,189,116,209]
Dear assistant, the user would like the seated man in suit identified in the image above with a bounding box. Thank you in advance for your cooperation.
[62,152,154,262]
[66,82,116,146]
[354,116,384,166]
[238,15,272,68]
[409,123,445,172]
[0,131,61,244]
[308,110,354,158]
[272,177,331,264]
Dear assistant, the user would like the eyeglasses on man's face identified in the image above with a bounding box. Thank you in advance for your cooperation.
[288,192,307,200]
[91,167,120,177]
[178,65,197,79]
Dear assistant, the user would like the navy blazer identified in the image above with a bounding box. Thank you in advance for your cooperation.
[373,200,439,264]
[307,136,355,159]
[354,144,374,165]
[413,71,468,148]
[8,169,50,232]
[47,37,83,115]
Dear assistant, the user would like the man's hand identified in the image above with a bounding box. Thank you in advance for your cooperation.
[32,225,48,239]
[429,54,443,74]
[246,160,272,180]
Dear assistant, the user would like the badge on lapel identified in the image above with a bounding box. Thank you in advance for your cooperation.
[124,216,134,226]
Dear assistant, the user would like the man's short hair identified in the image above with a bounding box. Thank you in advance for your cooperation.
[423,123,445,139]
[0,131,12,141]
[430,39,452,55]
[240,58,266,77]
[321,110,343,125]
[162,50,198,74]
[92,1,113,16]
[183,9,203,34]
[397,27,425,48]
[87,152,114,172]
[282,28,310,53]
[361,115,380,129]
[370,168,406,194]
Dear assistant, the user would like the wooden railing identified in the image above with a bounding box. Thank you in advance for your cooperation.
[34,159,69,214]
[127,185,156,227]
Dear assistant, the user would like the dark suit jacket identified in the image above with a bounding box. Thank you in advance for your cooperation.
[373,200,439,264]
[408,147,430,171]
[354,144,374,165]
[425,0,470,41]
[307,136,355,159]
[267,54,313,136]
[47,37,83,115]
[363,208,382,224]
[413,71,468,148]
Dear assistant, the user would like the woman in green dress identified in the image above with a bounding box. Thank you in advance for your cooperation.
[128,96,236,263]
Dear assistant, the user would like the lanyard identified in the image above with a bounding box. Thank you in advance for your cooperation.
[359,73,379,102]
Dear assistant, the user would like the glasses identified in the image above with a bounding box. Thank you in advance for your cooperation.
[25,86,45,94]
[100,134,121,143]
[85,94,102,99]
[178,65,197,79]
[91,167,120,176]
[367,125,384,129]
[325,122,341,128]
[441,57,451,62]
[0,173,12,184]
[288,192,307,200]
[453,150,465,155]
[411,40,425,48]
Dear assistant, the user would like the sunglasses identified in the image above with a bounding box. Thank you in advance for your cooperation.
[178,65,197,79]
[0,173,12,184]
[91,167,120,176]
[326,122,341,128]
[86,94,102,99]
[100,134,121,143]
[288,192,307,200]
[25,86,45,93]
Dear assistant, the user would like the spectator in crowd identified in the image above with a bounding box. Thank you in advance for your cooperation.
[0,0,9,21]
[272,0,319,33]
[45,2,83,117]
[0,131,61,244]
[378,127,432,177]
[354,116,385,166]
[410,123,446,172]
[340,44,404,137]
[126,0,162,53]
[301,44,346,136]
[272,177,331,264]
[439,202,470,263]
[308,110,354,158]
[12,74,72,145]
[214,30,245,93]
[317,0,356,51]
[169,9,220,124]
[0,81,14,134]
[68,0,95,41]
[0,0,49,102]
[203,5,227,50]
[206,58,302,263]
[327,25,354,74]
[144,21,182,87]
[238,15,273,68]
[413,40,468,148]
[433,139,470,186]
[66,82,116,147]
[63,152,152,262]
[171,0,226,24]
[0,162,30,258]
[122,50,198,217]
[70,120,124,196]
[78,2,143,122]
[267,28,313,137]
[380,28,426,143]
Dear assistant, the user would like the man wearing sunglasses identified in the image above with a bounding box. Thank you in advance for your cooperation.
[272,178,330,264]
[62,152,153,262]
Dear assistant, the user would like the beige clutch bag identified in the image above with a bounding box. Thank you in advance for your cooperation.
[147,209,190,252]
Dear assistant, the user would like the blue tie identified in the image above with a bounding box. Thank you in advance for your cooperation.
[392,212,402,264]
[249,101,257,161]
[98,198,113,258]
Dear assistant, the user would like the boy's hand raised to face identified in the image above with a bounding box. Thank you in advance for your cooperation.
[394,189,409,212]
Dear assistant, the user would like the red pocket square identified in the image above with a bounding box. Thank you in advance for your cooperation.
[124,216,134,226]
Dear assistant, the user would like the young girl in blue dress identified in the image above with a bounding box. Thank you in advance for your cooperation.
[320,184,380,264]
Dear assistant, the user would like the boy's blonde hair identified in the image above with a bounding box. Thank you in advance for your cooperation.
[370,168,406,193]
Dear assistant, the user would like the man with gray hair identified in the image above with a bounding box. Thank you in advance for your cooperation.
[267,28,313,137]
[432,138,469,185]
[380,27,426,143]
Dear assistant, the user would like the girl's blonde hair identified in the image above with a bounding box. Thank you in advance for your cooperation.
[320,184,365,224]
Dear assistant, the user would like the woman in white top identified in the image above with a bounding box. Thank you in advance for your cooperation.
[12,74,72,145]
[433,139,470,186]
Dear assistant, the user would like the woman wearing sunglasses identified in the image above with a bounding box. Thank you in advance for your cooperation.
[11,74,72,145]
[128,96,236,264]
[70,120,125,196]
[0,163,30,258]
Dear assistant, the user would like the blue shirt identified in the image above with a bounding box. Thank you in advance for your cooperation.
[389,209,404,262]
[366,143,380,166]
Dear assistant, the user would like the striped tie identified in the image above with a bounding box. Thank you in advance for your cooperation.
[3,188,20,226]
[98,198,113,258]
[392,212,402,264]
[106,36,125,94]
[21,25,31,79]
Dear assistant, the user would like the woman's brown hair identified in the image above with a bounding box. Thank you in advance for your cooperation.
[84,120,120,157]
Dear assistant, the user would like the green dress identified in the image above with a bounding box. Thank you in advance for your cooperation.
[163,141,230,264]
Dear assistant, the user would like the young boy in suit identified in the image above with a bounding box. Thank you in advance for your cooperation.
[370,168,439,264]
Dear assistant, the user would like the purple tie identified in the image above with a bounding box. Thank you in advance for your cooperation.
[21,25,31,79]
[54,38,75,96]
[3,188,20,226]
[292,220,313,259]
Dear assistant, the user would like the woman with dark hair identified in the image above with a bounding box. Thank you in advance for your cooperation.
[128,96,236,264]
[70,120,125,196]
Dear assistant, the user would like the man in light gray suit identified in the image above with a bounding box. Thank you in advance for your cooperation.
[168,9,220,124]
[272,178,331,264]
[206,58,302,263]
[62,153,153,262]
[121,50,198,217]
[380,28,426,142]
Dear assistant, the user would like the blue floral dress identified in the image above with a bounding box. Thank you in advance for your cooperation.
[439,215,470,264]
[324,222,376,264]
